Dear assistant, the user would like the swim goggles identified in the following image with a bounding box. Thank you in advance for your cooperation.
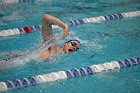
[68,42,79,52]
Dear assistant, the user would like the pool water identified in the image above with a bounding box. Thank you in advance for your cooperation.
[0,0,140,93]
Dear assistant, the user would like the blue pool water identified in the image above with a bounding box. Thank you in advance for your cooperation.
[0,0,140,93]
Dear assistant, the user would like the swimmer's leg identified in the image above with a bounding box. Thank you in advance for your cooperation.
[0,55,19,62]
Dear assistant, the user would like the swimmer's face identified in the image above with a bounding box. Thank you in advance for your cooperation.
[63,41,80,53]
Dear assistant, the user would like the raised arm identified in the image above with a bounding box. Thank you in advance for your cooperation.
[42,14,69,41]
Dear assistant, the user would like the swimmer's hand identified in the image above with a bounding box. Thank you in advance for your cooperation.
[62,24,69,39]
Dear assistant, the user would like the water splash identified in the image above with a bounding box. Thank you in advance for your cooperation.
[0,30,104,70]
[0,34,63,70]
[0,50,29,70]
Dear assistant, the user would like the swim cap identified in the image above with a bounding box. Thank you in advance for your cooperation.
[65,39,81,44]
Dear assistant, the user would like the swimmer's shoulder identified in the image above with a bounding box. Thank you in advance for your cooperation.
[39,43,58,60]
[48,43,58,53]
[39,49,50,60]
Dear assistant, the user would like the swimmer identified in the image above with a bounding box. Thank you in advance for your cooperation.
[39,14,81,60]
[0,14,81,63]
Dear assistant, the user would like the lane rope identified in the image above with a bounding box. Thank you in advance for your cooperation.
[1,0,42,3]
[0,11,140,37]
[0,57,140,91]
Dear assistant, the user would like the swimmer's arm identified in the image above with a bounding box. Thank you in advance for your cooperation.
[43,14,69,38]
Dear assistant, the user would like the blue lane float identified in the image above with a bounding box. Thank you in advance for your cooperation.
[0,11,140,37]
[0,57,140,91]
